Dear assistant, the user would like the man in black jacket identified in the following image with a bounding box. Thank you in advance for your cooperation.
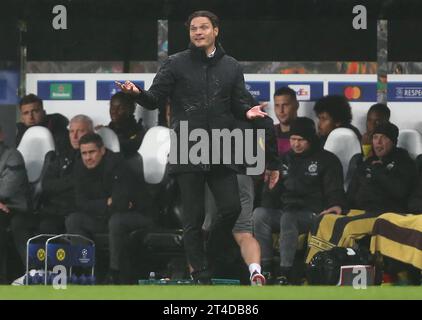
[39,114,94,233]
[253,117,346,284]
[118,10,276,283]
[307,122,417,263]
[65,133,152,283]
[16,94,70,155]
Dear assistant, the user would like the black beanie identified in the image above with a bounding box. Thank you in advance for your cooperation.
[373,122,399,145]
[289,117,318,143]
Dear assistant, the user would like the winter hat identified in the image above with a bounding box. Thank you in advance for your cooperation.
[289,117,318,143]
[373,122,399,145]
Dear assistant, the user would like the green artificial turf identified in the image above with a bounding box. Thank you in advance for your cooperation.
[0,285,421,300]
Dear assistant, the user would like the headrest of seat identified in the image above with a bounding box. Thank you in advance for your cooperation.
[324,128,362,178]
[139,126,171,184]
[17,126,55,182]
[96,127,120,153]
[397,129,422,160]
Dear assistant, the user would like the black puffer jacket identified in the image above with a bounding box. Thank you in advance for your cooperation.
[40,147,79,216]
[276,145,346,214]
[347,147,417,214]
[135,43,252,173]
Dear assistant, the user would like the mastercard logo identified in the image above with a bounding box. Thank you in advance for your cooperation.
[344,86,362,100]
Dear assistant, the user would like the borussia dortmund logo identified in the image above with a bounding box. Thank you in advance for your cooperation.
[56,248,66,261]
[37,248,45,261]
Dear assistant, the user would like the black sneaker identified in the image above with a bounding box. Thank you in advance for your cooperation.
[191,268,212,285]
[275,275,290,285]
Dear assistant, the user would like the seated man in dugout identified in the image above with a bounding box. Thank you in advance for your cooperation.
[361,103,391,160]
[96,92,145,159]
[38,115,94,234]
[16,94,70,155]
[0,125,31,283]
[65,133,153,284]
[253,117,346,285]
[313,95,362,147]
[307,122,417,263]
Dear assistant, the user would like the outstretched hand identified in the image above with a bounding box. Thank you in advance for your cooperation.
[246,103,268,120]
[115,80,141,95]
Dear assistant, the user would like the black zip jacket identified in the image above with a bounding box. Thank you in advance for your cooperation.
[135,43,252,173]
[277,145,346,213]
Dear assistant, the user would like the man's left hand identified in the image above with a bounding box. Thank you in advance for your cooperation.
[246,103,268,119]
[319,206,342,216]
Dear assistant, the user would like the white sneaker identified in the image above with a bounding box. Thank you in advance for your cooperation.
[250,271,266,286]
[11,269,39,285]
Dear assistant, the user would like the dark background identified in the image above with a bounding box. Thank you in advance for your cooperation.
[1,0,422,62]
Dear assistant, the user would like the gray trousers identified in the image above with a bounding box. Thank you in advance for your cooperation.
[253,207,315,268]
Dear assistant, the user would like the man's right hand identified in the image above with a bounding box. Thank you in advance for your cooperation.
[115,80,141,95]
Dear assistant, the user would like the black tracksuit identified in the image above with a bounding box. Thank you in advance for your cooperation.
[278,146,346,213]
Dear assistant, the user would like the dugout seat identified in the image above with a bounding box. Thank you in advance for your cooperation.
[95,126,120,153]
[397,129,422,160]
[324,128,362,191]
[17,126,55,210]
[138,126,171,184]
[130,126,185,281]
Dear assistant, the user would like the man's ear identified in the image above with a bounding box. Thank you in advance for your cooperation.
[100,146,106,155]
[214,27,219,38]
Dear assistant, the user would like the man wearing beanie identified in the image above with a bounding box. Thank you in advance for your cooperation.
[307,121,417,263]
[253,117,346,285]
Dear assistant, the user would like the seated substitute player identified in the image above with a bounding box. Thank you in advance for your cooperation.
[307,122,417,263]
[361,103,391,159]
[96,92,145,159]
[313,95,361,146]
[253,117,346,285]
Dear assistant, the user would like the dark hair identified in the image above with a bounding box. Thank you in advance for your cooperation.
[274,87,297,101]
[185,10,220,29]
[368,103,391,120]
[313,95,352,125]
[79,132,104,149]
[19,94,43,110]
[110,91,136,114]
